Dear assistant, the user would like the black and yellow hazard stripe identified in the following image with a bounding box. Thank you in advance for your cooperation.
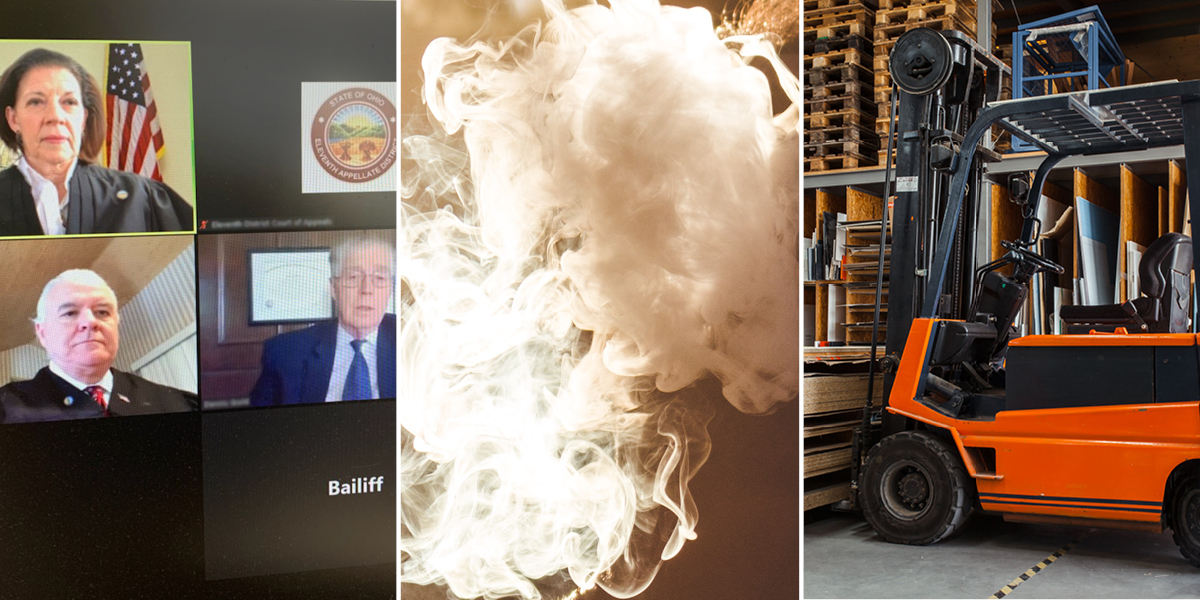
[988,530,1092,599]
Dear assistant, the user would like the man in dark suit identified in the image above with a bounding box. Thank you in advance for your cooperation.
[0,269,197,423]
[249,237,396,406]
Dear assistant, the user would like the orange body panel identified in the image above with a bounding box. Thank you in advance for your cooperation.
[888,319,1200,523]
[1009,332,1198,347]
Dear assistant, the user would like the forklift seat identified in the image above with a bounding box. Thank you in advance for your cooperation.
[1059,233,1192,334]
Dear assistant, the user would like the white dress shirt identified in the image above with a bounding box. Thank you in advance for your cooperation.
[49,362,116,408]
[15,156,76,236]
[324,325,380,402]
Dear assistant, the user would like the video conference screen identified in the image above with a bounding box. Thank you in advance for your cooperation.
[0,0,799,599]
[0,1,397,598]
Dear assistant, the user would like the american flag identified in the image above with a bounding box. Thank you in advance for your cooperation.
[104,43,164,181]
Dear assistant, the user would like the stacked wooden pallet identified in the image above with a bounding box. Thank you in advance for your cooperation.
[872,0,999,164]
[803,360,884,511]
[804,0,881,172]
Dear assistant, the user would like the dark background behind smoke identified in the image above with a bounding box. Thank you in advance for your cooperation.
[399,0,800,125]
[399,1,800,598]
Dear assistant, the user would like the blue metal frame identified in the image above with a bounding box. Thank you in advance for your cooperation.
[1010,6,1126,152]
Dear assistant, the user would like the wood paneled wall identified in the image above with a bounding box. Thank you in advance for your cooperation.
[199,230,395,401]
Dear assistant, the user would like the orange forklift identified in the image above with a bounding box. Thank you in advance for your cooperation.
[848,28,1200,565]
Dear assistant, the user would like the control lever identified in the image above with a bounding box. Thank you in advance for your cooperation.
[1121,302,1148,331]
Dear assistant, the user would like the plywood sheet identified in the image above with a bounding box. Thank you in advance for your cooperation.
[1118,165,1158,303]
[1159,186,1168,238]
[814,283,829,343]
[1075,168,1118,213]
[816,188,847,221]
[1042,181,1074,289]
[803,373,883,415]
[804,481,851,511]
[846,187,882,222]
[1074,168,1118,281]
[805,446,852,477]
[1170,159,1187,234]
[991,181,1023,277]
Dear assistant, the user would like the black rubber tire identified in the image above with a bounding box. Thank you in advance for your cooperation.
[860,430,977,545]
[1169,470,1200,568]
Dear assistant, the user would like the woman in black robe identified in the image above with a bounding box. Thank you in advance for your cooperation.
[0,48,193,236]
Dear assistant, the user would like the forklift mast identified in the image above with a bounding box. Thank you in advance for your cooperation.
[881,29,1008,437]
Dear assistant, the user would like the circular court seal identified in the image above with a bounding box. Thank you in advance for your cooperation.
[311,87,397,183]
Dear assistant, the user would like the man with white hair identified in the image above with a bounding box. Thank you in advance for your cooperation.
[249,235,396,405]
[0,269,197,423]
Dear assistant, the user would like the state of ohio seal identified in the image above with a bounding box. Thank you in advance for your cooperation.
[311,87,397,183]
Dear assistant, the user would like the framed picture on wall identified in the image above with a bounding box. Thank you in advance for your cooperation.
[247,248,333,324]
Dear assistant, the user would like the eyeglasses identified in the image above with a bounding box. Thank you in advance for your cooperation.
[334,271,393,289]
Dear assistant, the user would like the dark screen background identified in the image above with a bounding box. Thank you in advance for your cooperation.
[0,0,397,230]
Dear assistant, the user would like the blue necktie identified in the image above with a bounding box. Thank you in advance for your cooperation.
[343,339,371,400]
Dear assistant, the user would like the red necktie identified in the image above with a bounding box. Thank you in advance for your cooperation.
[85,385,109,417]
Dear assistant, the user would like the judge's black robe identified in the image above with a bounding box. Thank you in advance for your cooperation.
[0,163,193,236]
[0,367,198,423]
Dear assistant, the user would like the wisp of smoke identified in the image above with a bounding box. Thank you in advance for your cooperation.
[400,0,799,598]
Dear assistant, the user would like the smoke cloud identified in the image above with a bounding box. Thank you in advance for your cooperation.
[400,0,799,597]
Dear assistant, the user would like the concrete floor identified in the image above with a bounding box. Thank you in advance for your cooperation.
[804,508,1200,598]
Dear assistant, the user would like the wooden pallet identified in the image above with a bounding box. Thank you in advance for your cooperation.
[874,69,893,90]
[805,123,879,146]
[805,150,877,171]
[804,12,873,40]
[805,47,872,70]
[805,92,877,114]
[874,39,898,72]
[804,106,875,129]
[874,15,977,43]
[805,32,873,55]
[806,79,872,101]
[806,139,879,160]
[874,86,890,105]
[877,0,978,11]
[995,43,1013,62]
[808,62,874,87]
[876,1,975,27]
[804,0,878,11]
[875,115,894,136]
[804,4,876,29]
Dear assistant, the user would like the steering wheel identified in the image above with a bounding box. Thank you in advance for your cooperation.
[1001,240,1065,274]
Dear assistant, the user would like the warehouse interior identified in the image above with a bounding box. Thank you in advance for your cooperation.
[804,0,1200,597]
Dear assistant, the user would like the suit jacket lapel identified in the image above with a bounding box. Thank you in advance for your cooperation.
[108,370,149,416]
[377,315,395,398]
[303,322,337,404]
[38,368,104,417]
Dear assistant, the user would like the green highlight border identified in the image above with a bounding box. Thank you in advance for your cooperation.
[0,38,198,240]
